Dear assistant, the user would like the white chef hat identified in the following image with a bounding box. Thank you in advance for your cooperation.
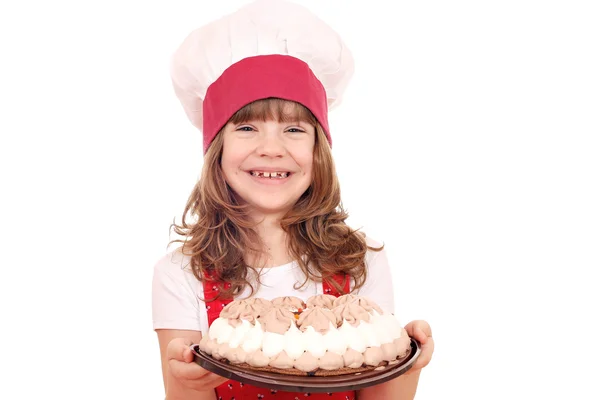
[170,0,355,153]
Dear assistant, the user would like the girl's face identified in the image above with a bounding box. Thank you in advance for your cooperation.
[221,114,315,217]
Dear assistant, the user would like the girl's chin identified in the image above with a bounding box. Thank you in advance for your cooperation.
[243,200,298,217]
[249,204,294,216]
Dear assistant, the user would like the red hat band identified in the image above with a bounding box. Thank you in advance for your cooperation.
[202,54,331,154]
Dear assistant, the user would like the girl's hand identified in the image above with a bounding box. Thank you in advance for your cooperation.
[404,320,434,374]
[167,337,229,392]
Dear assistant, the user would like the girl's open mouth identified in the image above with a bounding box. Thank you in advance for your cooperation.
[248,171,291,179]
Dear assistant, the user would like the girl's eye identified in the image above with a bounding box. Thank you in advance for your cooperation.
[236,126,255,132]
[287,128,305,133]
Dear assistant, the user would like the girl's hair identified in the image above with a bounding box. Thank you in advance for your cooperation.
[169,98,383,300]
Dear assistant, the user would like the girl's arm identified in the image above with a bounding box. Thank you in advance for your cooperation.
[157,329,219,400]
[357,371,421,400]
[153,253,225,398]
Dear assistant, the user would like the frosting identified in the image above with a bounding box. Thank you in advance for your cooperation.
[356,320,380,347]
[319,351,344,370]
[301,326,327,358]
[262,331,286,358]
[213,328,411,370]
[369,311,395,344]
[322,322,348,355]
[241,319,264,353]
[332,294,358,308]
[258,307,295,334]
[246,349,270,367]
[333,302,371,327]
[269,351,295,369]
[394,329,411,356]
[198,335,210,353]
[213,343,233,361]
[227,319,253,348]
[343,348,364,368]
[221,299,271,324]
[332,295,383,315]
[294,351,319,372]
[352,297,383,315]
[224,344,238,361]
[306,294,337,309]
[282,322,306,359]
[209,317,235,344]
[373,311,403,340]
[381,343,398,361]
[205,338,218,356]
[364,347,384,366]
[338,319,367,353]
[205,294,412,372]
[272,296,305,310]
[297,307,337,334]
[244,297,273,310]
[227,347,247,364]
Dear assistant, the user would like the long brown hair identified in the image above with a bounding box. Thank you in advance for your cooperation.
[169,98,383,300]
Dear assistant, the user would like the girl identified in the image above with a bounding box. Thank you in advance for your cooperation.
[152,1,434,399]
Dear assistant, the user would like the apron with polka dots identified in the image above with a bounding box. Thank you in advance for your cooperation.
[203,273,356,400]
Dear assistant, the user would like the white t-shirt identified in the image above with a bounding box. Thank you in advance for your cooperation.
[152,236,395,335]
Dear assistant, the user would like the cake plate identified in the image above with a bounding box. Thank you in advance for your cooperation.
[191,338,421,393]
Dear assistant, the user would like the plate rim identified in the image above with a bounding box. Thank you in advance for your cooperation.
[191,338,421,393]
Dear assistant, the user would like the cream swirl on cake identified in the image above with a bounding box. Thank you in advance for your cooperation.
[332,301,371,327]
[332,294,358,308]
[297,307,337,333]
[258,306,295,334]
[306,294,337,309]
[220,298,272,326]
[257,306,296,358]
[271,296,306,312]
[351,297,383,315]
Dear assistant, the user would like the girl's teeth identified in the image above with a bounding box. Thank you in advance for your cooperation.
[250,171,289,179]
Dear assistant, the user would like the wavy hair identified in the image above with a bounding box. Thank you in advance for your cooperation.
[169,98,383,300]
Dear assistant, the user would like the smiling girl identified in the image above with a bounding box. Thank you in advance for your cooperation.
[152,1,433,399]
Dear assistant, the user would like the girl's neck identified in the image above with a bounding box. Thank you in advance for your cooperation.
[252,214,293,268]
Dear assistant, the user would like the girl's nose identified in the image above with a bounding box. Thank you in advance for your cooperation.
[256,131,286,157]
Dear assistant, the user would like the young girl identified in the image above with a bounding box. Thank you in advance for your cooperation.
[152,1,433,399]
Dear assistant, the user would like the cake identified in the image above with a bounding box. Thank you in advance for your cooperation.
[197,294,412,376]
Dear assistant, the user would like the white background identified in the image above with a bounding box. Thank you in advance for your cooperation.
[1,0,599,399]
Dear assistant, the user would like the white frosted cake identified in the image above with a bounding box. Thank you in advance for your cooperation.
[198,294,411,376]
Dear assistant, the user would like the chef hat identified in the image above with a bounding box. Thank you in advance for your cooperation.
[170,0,355,154]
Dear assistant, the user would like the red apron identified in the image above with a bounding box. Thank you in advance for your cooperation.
[203,274,356,400]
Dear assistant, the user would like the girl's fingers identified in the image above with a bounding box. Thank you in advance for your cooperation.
[167,337,194,362]
[169,359,211,381]
[178,372,230,392]
[415,327,428,344]
[404,320,434,374]
[413,336,434,371]
[181,344,194,363]
[405,320,433,345]
[419,321,433,337]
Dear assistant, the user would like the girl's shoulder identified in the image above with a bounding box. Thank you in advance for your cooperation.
[152,247,208,332]
[152,246,197,285]
[355,233,395,313]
